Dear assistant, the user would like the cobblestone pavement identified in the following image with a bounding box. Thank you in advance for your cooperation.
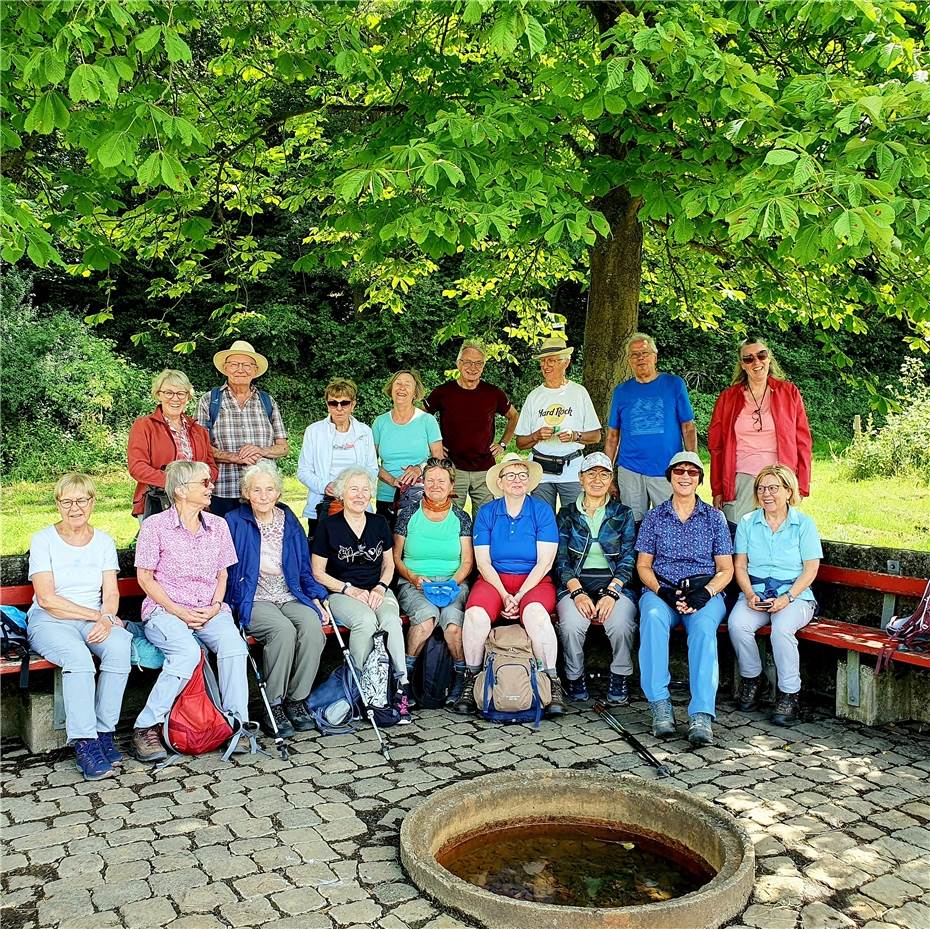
[2,698,929,929]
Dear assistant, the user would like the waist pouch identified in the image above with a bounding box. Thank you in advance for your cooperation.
[532,449,582,476]
[657,573,715,594]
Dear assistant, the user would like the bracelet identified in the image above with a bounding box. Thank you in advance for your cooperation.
[341,582,351,594]
[569,588,586,600]
[375,581,388,591]
[603,589,620,601]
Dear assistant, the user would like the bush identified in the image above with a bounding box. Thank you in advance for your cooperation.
[1,268,150,480]
[840,357,930,482]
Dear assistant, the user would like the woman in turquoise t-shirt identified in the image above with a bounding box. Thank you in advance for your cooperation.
[372,370,443,524]
[393,458,474,706]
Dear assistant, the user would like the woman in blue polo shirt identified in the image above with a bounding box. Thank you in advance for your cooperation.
[454,454,561,716]
[729,464,822,726]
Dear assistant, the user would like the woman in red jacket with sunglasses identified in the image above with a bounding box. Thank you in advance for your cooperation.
[708,337,812,529]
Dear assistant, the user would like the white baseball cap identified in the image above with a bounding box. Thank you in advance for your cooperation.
[580,452,613,473]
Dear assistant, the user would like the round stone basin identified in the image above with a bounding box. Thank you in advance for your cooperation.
[400,770,755,929]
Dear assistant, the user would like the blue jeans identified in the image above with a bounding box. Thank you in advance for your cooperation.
[638,590,725,717]
[28,609,132,741]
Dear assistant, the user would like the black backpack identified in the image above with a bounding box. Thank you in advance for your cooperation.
[1,607,31,690]
[411,626,453,709]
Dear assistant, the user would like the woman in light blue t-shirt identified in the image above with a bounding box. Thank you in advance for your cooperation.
[371,370,443,525]
[729,464,822,727]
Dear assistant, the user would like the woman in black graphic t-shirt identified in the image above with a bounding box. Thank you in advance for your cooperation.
[311,466,410,720]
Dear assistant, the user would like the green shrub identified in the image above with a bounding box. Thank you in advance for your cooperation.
[840,357,930,483]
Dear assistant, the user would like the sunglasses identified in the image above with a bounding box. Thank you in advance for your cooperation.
[185,478,214,488]
[741,349,769,364]
[670,467,701,477]
[327,398,353,408]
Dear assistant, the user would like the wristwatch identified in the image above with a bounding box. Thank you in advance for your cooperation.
[786,593,796,603]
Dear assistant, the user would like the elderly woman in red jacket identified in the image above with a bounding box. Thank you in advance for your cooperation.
[128,370,218,520]
[709,337,812,528]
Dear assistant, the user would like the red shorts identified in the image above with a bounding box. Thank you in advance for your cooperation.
[466,573,556,623]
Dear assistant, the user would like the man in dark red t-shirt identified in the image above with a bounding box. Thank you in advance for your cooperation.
[425,340,520,514]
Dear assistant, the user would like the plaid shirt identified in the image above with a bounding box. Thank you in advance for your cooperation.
[196,385,287,498]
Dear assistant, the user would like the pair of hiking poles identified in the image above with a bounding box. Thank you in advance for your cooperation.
[242,604,393,763]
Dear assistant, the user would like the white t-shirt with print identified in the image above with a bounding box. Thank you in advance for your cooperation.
[516,381,601,483]
[28,526,119,613]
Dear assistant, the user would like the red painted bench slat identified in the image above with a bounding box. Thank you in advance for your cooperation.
[814,565,927,598]
[796,617,930,669]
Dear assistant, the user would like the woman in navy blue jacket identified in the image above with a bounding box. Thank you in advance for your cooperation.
[225,461,327,739]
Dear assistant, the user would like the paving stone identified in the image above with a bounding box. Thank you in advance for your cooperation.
[92,879,152,910]
[860,873,923,908]
[743,903,805,929]
[175,882,238,913]
[328,900,384,925]
[120,896,178,928]
[236,871,292,897]
[800,902,856,929]
[148,866,209,897]
[882,900,930,929]
[219,896,279,925]
[167,918,226,929]
[270,886,328,915]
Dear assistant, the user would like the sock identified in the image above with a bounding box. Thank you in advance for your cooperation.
[545,668,558,678]
[405,654,417,674]
[467,664,482,674]
[453,660,466,675]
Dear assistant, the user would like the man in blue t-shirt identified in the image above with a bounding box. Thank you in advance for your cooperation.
[604,333,697,523]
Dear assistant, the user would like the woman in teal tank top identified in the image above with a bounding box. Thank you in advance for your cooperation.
[394,458,474,706]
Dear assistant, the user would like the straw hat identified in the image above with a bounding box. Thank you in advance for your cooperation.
[533,336,574,360]
[213,340,268,377]
[485,453,544,498]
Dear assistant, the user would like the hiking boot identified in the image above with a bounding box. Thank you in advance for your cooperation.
[736,674,763,712]
[445,669,466,706]
[264,704,295,739]
[283,699,315,732]
[565,673,589,702]
[771,690,800,726]
[132,725,167,763]
[453,669,479,715]
[547,677,565,717]
[74,738,113,781]
[649,699,677,738]
[688,713,714,748]
[397,688,412,725]
[606,673,630,707]
[97,731,123,766]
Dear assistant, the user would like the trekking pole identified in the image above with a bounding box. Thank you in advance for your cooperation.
[593,703,672,778]
[240,629,289,761]
[324,604,392,763]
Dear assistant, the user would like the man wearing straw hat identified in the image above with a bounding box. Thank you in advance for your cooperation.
[196,340,289,517]
[515,336,601,513]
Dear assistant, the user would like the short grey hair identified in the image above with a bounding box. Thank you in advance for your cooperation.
[240,460,283,500]
[151,369,194,403]
[165,460,210,503]
[456,339,488,363]
[332,466,377,500]
[625,332,658,355]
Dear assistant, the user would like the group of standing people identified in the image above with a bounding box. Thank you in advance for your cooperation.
[27,330,818,780]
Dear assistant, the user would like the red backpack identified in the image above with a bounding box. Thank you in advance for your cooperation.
[160,650,258,765]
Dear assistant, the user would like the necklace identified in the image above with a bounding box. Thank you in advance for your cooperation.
[746,379,768,432]
[422,497,453,514]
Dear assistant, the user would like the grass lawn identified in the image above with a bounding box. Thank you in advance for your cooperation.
[1,459,928,557]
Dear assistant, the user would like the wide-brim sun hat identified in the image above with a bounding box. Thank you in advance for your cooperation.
[213,340,269,377]
[486,453,544,498]
[533,336,574,360]
[665,450,705,483]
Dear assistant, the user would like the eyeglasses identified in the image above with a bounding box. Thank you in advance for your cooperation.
[583,470,611,481]
[629,350,656,360]
[226,361,257,370]
[500,471,530,482]
[670,467,701,477]
[158,390,189,400]
[751,409,764,432]
[327,398,353,408]
[741,349,769,364]
[459,358,485,368]
[425,457,455,471]
[185,478,214,488]
[58,497,93,509]
[757,483,785,495]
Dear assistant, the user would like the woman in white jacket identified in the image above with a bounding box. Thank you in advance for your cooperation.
[297,379,379,538]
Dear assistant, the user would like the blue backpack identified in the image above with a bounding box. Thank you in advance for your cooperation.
[207,387,274,432]
[305,662,361,736]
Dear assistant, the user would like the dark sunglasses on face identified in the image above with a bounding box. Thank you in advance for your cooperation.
[670,467,701,477]
[327,398,353,408]
[186,478,214,488]
[741,349,769,364]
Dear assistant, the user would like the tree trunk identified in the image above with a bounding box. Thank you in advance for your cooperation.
[582,184,643,427]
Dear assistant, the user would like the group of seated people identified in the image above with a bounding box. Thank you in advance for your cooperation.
[28,444,821,780]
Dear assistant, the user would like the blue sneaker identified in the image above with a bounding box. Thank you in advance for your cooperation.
[97,731,123,766]
[74,738,113,781]
[566,673,589,702]
[606,674,630,707]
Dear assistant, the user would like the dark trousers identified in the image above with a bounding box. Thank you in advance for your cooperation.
[209,496,240,518]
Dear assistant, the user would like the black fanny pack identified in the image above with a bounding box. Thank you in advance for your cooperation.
[657,573,714,594]
[532,449,583,476]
